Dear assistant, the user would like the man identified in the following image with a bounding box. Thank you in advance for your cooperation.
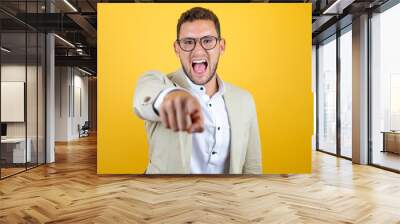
[134,7,262,174]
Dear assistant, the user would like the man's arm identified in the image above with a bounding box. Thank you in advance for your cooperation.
[133,71,176,122]
[243,96,262,174]
[133,71,204,133]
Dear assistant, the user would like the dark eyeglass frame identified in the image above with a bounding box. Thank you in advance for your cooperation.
[176,35,221,52]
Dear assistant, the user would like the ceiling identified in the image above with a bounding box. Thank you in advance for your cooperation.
[311,0,390,43]
[1,0,97,73]
[0,0,396,74]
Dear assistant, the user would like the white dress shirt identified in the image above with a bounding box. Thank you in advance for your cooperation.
[154,75,231,174]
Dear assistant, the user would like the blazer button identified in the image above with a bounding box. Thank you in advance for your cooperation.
[144,96,151,103]
[211,151,217,155]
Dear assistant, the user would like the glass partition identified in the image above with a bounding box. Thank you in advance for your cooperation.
[1,30,28,177]
[0,1,46,179]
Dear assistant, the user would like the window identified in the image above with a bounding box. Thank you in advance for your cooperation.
[317,35,337,154]
[339,28,352,158]
[371,2,400,171]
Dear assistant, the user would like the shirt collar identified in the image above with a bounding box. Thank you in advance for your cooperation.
[184,73,226,97]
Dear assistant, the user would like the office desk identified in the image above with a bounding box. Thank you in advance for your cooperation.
[1,138,31,163]
[381,131,400,154]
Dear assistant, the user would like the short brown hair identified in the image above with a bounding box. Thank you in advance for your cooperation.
[177,7,221,39]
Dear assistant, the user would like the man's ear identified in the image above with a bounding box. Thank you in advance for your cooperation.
[173,41,180,55]
[219,38,226,55]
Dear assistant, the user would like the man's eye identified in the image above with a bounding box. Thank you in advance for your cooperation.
[183,40,194,45]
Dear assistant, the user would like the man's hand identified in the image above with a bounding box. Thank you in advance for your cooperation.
[159,90,204,133]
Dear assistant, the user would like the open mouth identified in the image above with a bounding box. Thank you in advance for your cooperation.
[191,59,208,75]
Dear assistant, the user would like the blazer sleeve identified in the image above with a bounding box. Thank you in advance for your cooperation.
[243,95,263,174]
[133,71,176,122]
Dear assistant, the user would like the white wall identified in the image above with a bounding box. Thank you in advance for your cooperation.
[73,72,89,138]
[1,64,40,137]
[1,65,26,131]
[55,66,69,141]
[54,67,89,141]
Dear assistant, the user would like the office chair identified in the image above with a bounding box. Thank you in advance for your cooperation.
[79,121,90,138]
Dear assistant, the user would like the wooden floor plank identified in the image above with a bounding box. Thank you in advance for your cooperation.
[1,134,400,223]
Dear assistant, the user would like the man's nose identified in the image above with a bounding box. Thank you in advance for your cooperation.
[192,40,206,54]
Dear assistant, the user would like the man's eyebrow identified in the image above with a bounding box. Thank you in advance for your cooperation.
[180,35,215,39]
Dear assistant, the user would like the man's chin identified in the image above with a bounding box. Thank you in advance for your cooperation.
[191,75,211,85]
[182,66,214,86]
[187,71,207,83]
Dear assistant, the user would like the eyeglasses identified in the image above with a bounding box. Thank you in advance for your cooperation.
[176,36,220,52]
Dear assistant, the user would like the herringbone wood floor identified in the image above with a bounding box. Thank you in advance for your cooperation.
[1,134,400,224]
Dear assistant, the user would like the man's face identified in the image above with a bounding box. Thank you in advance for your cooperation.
[174,20,225,85]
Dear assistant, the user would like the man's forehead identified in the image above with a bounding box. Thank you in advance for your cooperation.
[179,20,218,38]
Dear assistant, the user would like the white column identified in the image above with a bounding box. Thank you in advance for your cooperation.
[45,0,55,163]
[46,32,55,163]
[352,14,369,164]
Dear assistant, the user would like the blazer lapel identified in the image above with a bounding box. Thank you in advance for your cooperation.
[169,68,191,90]
[223,85,242,174]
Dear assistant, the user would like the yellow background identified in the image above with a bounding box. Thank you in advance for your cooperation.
[97,3,312,174]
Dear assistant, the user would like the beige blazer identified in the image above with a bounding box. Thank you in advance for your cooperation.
[133,68,262,174]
